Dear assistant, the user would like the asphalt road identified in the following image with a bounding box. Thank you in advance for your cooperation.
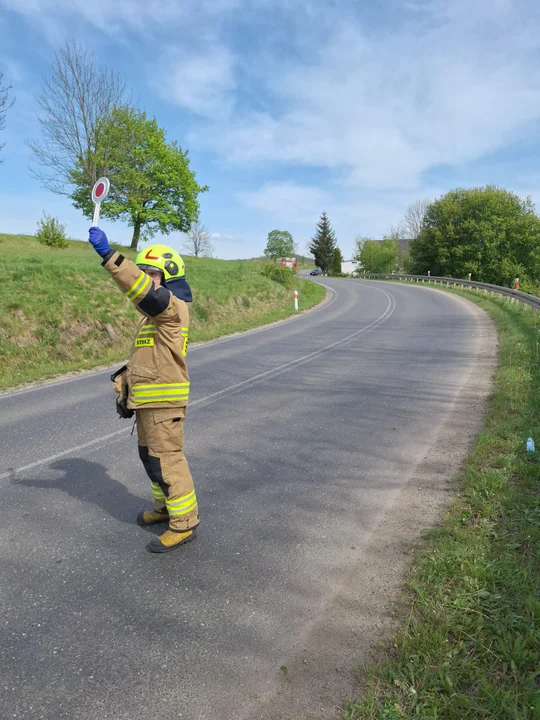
[0,279,495,720]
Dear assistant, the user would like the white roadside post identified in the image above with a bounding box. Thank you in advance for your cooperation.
[91,177,110,227]
[294,289,299,311]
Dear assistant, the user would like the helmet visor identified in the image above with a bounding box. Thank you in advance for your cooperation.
[137,264,163,275]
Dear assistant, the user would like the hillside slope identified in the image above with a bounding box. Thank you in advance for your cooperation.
[0,234,325,390]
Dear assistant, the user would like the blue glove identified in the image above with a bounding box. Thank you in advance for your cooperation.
[89,226,111,258]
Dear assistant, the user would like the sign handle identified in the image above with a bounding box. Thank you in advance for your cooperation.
[92,203,101,227]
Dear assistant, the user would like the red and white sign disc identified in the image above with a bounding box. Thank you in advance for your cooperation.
[92,177,110,204]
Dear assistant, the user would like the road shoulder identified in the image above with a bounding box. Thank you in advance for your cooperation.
[247,290,497,719]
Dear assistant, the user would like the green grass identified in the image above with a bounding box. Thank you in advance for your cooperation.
[344,288,540,720]
[0,233,325,390]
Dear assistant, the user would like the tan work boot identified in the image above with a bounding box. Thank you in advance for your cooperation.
[137,509,169,527]
[146,528,197,554]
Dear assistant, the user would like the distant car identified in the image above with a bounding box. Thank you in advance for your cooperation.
[310,268,321,276]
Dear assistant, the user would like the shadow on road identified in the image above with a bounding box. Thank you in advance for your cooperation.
[12,458,144,525]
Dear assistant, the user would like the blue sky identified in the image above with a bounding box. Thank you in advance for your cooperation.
[1,0,540,260]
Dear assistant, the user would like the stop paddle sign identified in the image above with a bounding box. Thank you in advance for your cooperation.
[91,177,110,226]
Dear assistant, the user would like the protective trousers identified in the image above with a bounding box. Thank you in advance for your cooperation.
[136,408,199,532]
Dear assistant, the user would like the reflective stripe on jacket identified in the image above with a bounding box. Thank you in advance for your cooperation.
[102,250,190,410]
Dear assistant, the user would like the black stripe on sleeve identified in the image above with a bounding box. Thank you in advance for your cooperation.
[101,250,124,266]
[137,286,171,317]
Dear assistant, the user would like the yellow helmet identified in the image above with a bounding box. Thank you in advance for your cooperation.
[136,244,186,281]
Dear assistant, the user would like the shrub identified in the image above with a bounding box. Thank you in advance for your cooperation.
[260,263,295,286]
[36,213,69,249]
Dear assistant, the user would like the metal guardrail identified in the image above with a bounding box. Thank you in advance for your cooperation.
[359,274,540,313]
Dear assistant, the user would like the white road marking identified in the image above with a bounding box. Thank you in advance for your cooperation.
[0,285,395,480]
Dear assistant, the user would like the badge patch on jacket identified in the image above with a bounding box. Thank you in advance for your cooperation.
[135,324,156,348]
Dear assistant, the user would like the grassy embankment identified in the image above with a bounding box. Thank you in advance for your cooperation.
[0,233,325,391]
[344,286,540,720]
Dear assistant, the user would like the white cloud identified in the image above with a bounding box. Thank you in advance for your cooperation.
[5,0,540,256]
[237,181,452,258]
[13,0,540,191]
[209,232,237,241]
[0,0,248,46]
[191,0,540,190]
[0,0,223,32]
[239,182,331,222]
[158,45,235,117]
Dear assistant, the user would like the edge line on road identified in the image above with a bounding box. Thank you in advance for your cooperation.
[0,283,339,400]
[0,285,395,481]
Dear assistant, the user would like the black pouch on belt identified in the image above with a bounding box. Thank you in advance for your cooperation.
[111,365,135,419]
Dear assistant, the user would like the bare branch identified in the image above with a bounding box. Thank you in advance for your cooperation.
[0,72,14,164]
[26,42,127,194]
[182,222,214,258]
[399,199,431,239]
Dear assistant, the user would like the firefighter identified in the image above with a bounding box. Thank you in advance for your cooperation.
[88,226,199,553]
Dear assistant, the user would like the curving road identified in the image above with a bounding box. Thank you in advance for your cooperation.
[0,279,495,720]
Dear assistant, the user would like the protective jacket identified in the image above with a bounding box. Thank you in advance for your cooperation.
[102,249,191,410]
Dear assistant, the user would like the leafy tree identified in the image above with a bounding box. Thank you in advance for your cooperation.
[410,186,540,287]
[71,106,208,247]
[355,237,372,265]
[383,230,410,273]
[357,238,398,273]
[331,247,343,274]
[354,236,372,261]
[264,229,294,260]
[309,212,336,273]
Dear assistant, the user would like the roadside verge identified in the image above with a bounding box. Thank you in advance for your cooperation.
[343,286,540,719]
